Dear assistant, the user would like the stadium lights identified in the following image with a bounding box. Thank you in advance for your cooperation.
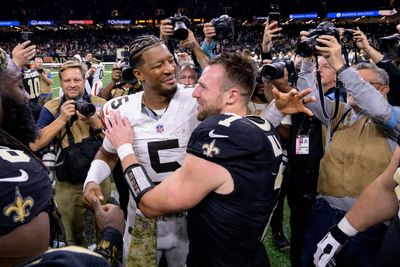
[354,17,361,21]
[381,16,386,19]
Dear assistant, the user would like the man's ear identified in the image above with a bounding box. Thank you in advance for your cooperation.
[226,87,241,105]
[133,68,144,83]
[380,85,390,96]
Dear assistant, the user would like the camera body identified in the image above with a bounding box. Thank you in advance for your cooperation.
[37,68,44,74]
[261,59,298,85]
[120,61,137,85]
[210,15,234,40]
[378,33,400,60]
[75,100,96,117]
[42,144,57,181]
[297,22,340,57]
[168,14,190,40]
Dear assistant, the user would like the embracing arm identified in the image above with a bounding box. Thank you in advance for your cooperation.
[119,152,230,218]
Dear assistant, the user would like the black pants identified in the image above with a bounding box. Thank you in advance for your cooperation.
[270,170,287,234]
[286,167,318,267]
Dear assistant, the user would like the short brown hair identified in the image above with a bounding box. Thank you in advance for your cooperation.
[209,53,256,101]
[58,61,85,80]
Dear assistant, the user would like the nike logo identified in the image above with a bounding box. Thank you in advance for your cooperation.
[209,130,229,138]
[0,169,29,183]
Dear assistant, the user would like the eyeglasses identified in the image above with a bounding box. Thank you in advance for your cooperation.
[369,82,385,87]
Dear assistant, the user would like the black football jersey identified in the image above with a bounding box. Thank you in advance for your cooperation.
[186,113,283,267]
[0,146,52,235]
[22,69,41,100]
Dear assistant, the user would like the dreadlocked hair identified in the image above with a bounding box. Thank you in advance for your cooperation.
[129,35,165,69]
[0,128,46,169]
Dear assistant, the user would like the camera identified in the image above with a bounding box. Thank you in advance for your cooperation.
[75,100,96,117]
[378,33,400,60]
[210,15,234,40]
[21,31,34,43]
[168,14,190,40]
[120,61,137,85]
[297,22,340,57]
[37,68,44,74]
[42,144,57,181]
[261,59,298,85]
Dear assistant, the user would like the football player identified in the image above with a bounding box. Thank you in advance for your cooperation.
[0,47,124,267]
[102,53,315,266]
[84,54,105,96]
[84,35,198,266]
[22,60,42,121]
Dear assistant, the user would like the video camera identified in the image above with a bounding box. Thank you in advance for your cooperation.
[168,14,190,40]
[297,22,340,57]
[378,33,400,60]
[210,15,234,40]
[261,59,298,85]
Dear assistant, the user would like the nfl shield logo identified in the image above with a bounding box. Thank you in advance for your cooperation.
[156,124,164,133]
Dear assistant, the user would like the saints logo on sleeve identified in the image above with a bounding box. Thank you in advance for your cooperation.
[0,146,52,235]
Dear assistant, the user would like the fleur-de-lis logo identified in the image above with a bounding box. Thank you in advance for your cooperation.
[3,187,34,223]
[202,139,220,158]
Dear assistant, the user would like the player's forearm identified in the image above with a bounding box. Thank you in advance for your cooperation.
[346,176,398,231]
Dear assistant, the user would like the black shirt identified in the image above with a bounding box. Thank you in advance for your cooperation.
[186,113,282,267]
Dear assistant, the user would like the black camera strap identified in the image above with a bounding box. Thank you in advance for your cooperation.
[314,55,339,121]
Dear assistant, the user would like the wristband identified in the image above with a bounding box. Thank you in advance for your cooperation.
[124,163,155,205]
[337,216,359,237]
[117,143,134,161]
[336,65,348,76]
[84,159,111,191]
[330,216,358,245]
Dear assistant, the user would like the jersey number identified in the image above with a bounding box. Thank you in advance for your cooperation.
[27,77,40,99]
[147,140,181,173]
[98,69,104,80]
[0,147,30,163]
[110,96,129,109]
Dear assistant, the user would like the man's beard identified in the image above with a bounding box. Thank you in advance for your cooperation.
[196,103,222,121]
[2,96,39,146]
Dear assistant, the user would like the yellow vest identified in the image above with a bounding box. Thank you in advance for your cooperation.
[318,106,392,197]
[39,69,52,94]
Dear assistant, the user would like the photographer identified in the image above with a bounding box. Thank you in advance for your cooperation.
[297,33,400,267]
[29,61,111,247]
[35,56,54,105]
[99,63,122,100]
[353,27,400,106]
[160,18,209,70]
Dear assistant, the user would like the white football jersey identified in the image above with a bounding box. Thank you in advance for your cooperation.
[102,85,199,263]
[85,63,104,96]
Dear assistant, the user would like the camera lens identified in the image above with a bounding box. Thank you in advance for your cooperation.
[297,36,318,58]
[75,101,96,117]
[261,61,286,80]
[173,21,189,40]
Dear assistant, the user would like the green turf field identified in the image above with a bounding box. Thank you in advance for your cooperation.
[50,63,291,267]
